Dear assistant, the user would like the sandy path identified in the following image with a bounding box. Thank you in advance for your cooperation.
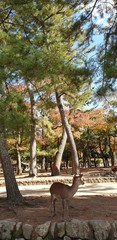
[0,182,117,198]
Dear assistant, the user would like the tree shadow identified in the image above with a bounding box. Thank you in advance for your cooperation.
[0,194,117,226]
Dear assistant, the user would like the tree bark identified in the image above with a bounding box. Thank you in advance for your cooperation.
[16,132,22,175]
[52,128,67,176]
[0,133,23,203]
[55,91,80,174]
[108,136,114,166]
[28,90,37,177]
[113,136,117,165]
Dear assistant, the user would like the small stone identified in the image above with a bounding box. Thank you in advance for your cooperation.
[15,238,25,240]
[57,222,65,238]
[35,237,43,240]
[0,220,16,240]
[63,236,71,240]
[89,220,111,240]
[111,221,117,239]
[22,223,33,240]
[35,221,51,238]
[66,219,92,239]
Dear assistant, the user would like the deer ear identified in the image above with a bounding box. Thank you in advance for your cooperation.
[74,174,83,178]
[74,174,79,178]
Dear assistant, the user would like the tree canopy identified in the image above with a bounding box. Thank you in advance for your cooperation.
[0,0,116,201]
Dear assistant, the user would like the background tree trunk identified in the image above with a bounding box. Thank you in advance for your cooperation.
[0,133,23,203]
[113,136,117,165]
[108,136,114,166]
[16,132,22,175]
[56,91,80,175]
[52,128,67,176]
[28,88,37,177]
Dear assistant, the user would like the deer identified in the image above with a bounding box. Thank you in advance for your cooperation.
[49,174,84,220]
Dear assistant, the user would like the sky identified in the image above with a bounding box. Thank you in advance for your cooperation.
[76,0,116,110]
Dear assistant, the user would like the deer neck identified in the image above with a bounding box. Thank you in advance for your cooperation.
[70,177,79,195]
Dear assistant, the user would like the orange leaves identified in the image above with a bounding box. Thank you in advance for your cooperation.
[69,108,109,132]
[7,83,26,93]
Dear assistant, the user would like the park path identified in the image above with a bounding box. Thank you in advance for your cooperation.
[0,182,117,198]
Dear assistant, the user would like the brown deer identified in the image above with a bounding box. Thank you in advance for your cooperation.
[49,174,84,219]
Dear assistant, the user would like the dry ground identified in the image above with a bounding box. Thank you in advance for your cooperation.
[0,167,117,227]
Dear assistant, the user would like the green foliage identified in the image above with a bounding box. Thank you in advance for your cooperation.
[0,87,30,136]
[0,0,116,163]
[95,3,117,104]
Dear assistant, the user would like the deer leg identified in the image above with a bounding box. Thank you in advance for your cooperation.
[62,199,65,220]
[53,198,56,217]
[66,199,69,219]
[51,196,56,218]
[62,199,69,220]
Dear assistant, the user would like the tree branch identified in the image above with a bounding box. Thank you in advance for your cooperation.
[0,10,12,25]
[85,0,99,19]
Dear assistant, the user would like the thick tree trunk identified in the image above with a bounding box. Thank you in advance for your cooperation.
[0,133,23,203]
[52,128,67,176]
[29,91,37,177]
[56,91,80,175]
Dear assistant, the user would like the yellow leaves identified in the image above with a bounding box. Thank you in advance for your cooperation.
[33,11,39,17]
[73,131,81,139]
[16,32,22,40]
[7,138,16,146]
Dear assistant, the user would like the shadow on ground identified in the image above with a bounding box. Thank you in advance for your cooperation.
[0,194,117,227]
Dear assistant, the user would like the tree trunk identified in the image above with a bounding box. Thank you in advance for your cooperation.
[16,132,22,175]
[41,156,46,170]
[29,91,37,177]
[108,136,114,166]
[0,133,23,203]
[55,91,80,175]
[98,139,105,167]
[113,136,117,165]
[52,128,67,176]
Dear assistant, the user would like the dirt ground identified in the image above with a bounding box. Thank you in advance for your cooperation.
[0,168,117,227]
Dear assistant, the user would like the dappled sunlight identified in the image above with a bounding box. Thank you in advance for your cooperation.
[0,167,117,227]
[70,194,117,222]
[0,179,117,226]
